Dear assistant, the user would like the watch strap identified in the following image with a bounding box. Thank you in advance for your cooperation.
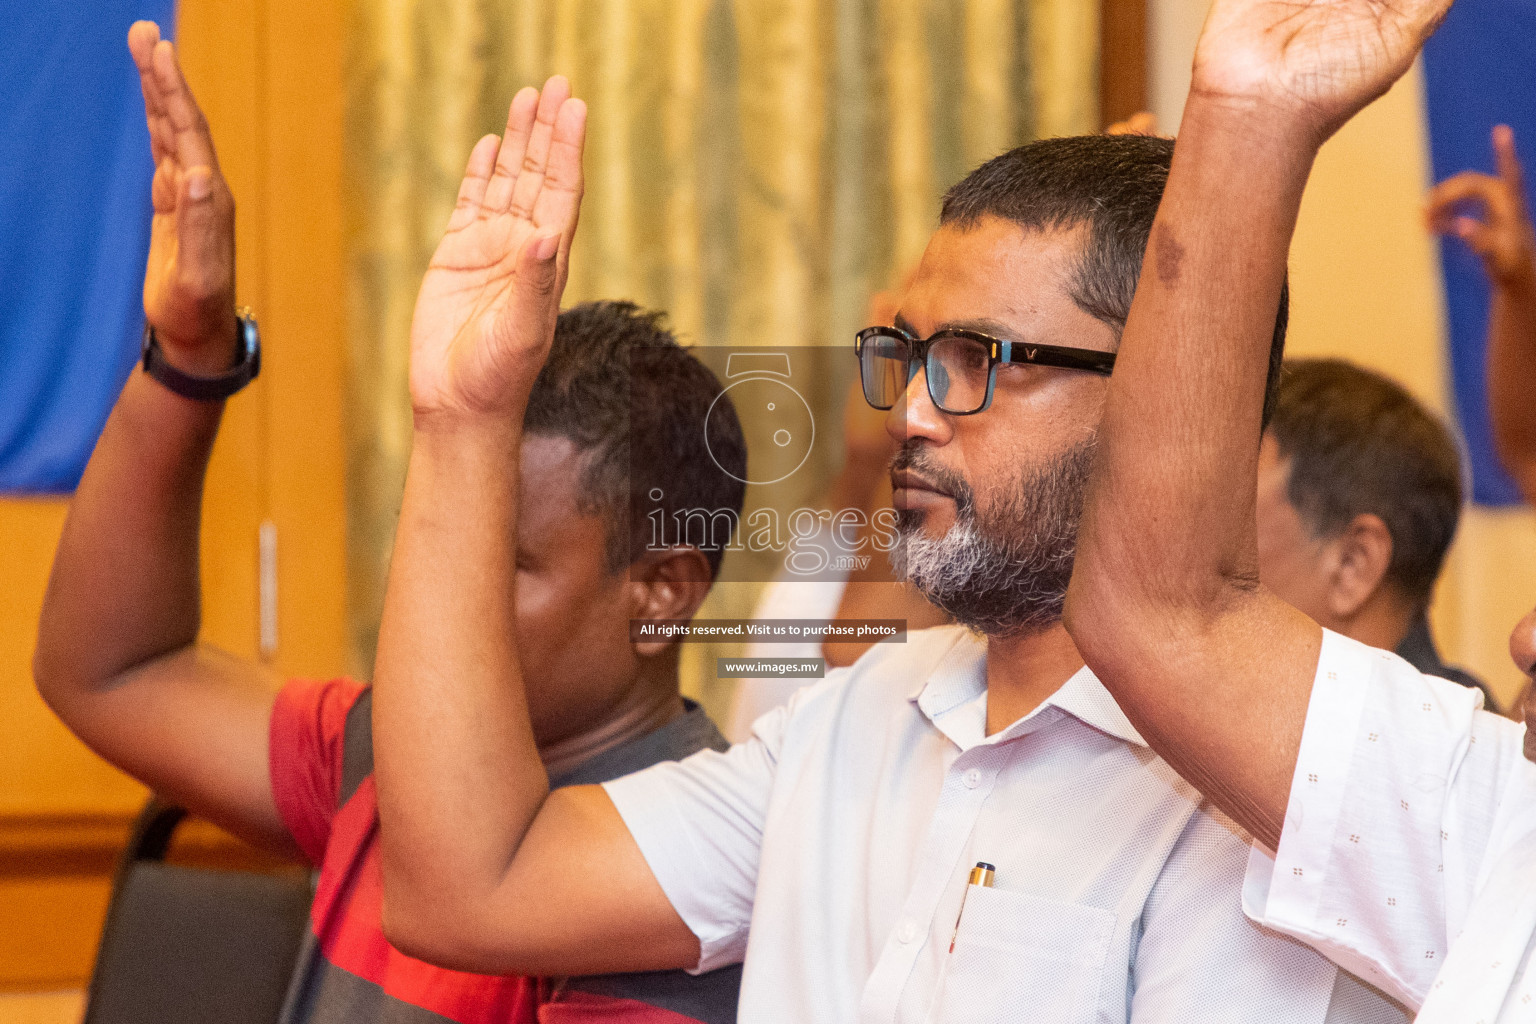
[141,310,261,401]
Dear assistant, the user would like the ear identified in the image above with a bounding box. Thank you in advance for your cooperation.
[627,546,714,657]
[1322,513,1394,619]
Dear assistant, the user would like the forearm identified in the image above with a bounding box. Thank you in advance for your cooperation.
[35,368,223,705]
[1488,266,1536,502]
[1086,97,1314,585]
[1066,96,1325,847]
[373,416,549,945]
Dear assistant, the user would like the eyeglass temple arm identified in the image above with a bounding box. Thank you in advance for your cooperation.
[997,340,1115,375]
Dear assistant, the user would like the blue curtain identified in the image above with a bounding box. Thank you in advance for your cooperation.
[0,1,173,493]
[1423,0,1536,506]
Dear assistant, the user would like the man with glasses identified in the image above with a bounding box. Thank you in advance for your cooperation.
[367,59,1405,1024]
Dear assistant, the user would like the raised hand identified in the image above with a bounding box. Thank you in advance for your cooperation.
[128,21,238,374]
[408,80,586,421]
[1428,126,1536,287]
[1105,111,1161,137]
[1191,0,1453,143]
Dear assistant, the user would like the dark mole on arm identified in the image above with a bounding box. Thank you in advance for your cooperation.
[1155,225,1185,286]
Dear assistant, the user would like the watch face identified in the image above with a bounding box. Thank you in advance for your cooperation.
[141,315,260,401]
[238,312,261,359]
[707,373,815,485]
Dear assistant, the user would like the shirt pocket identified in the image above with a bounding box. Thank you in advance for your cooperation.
[928,885,1116,1024]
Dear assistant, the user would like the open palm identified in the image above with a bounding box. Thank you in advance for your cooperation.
[129,21,237,362]
[1193,0,1453,141]
[409,79,587,418]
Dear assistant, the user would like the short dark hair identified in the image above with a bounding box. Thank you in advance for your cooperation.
[940,134,1288,425]
[1268,358,1463,611]
[524,301,746,578]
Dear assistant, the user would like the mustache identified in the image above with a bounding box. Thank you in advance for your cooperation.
[890,441,975,517]
[889,435,1097,639]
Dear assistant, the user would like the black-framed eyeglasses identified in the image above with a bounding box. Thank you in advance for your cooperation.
[855,325,1115,415]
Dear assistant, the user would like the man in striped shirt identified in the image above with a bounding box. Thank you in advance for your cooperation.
[33,22,743,1024]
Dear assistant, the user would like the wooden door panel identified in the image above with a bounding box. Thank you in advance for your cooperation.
[0,0,346,992]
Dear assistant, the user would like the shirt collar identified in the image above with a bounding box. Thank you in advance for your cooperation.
[1044,666,1149,748]
[906,631,1148,750]
[903,628,985,708]
[548,699,726,789]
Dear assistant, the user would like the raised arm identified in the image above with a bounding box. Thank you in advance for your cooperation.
[371,81,698,976]
[1428,125,1536,504]
[1063,0,1453,849]
[32,22,291,857]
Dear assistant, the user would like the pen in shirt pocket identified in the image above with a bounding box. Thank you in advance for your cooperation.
[948,861,995,953]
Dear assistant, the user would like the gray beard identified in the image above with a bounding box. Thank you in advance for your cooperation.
[889,438,1095,639]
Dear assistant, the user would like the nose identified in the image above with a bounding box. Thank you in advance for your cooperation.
[887,365,952,448]
[1508,608,1536,757]
[1509,606,1536,677]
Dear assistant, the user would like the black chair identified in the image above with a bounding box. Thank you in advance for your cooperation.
[81,799,314,1024]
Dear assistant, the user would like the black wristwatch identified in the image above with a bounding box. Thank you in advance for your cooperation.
[141,307,262,401]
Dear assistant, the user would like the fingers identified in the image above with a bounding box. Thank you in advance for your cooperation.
[175,168,235,304]
[1426,171,1501,232]
[496,230,564,348]
[472,76,584,231]
[446,135,504,232]
[521,231,562,294]
[531,98,587,253]
[127,20,161,64]
[129,22,176,165]
[1449,217,1499,260]
[480,87,542,215]
[867,288,900,328]
[501,77,572,219]
[1494,124,1527,215]
[1106,111,1159,136]
[151,159,178,214]
[150,36,220,173]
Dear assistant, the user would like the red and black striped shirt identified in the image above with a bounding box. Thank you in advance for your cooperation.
[269,678,741,1024]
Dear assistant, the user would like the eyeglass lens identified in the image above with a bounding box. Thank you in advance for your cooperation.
[859,332,993,413]
[926,335,990,413]
[859,333,909,410]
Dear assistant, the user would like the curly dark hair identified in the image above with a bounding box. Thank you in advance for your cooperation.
[524,300,746,578]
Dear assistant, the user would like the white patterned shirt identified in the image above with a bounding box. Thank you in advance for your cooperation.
[1243,629,1536,1023]
[604,625,1405,1024]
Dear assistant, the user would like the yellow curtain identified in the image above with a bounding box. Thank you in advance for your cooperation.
[344,0,1099,711]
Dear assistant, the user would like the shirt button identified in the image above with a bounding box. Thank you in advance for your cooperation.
[896,920,917,944]
[963,768,982,789]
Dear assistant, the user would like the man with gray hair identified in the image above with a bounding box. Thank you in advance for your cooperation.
[1256,358,1492,706]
